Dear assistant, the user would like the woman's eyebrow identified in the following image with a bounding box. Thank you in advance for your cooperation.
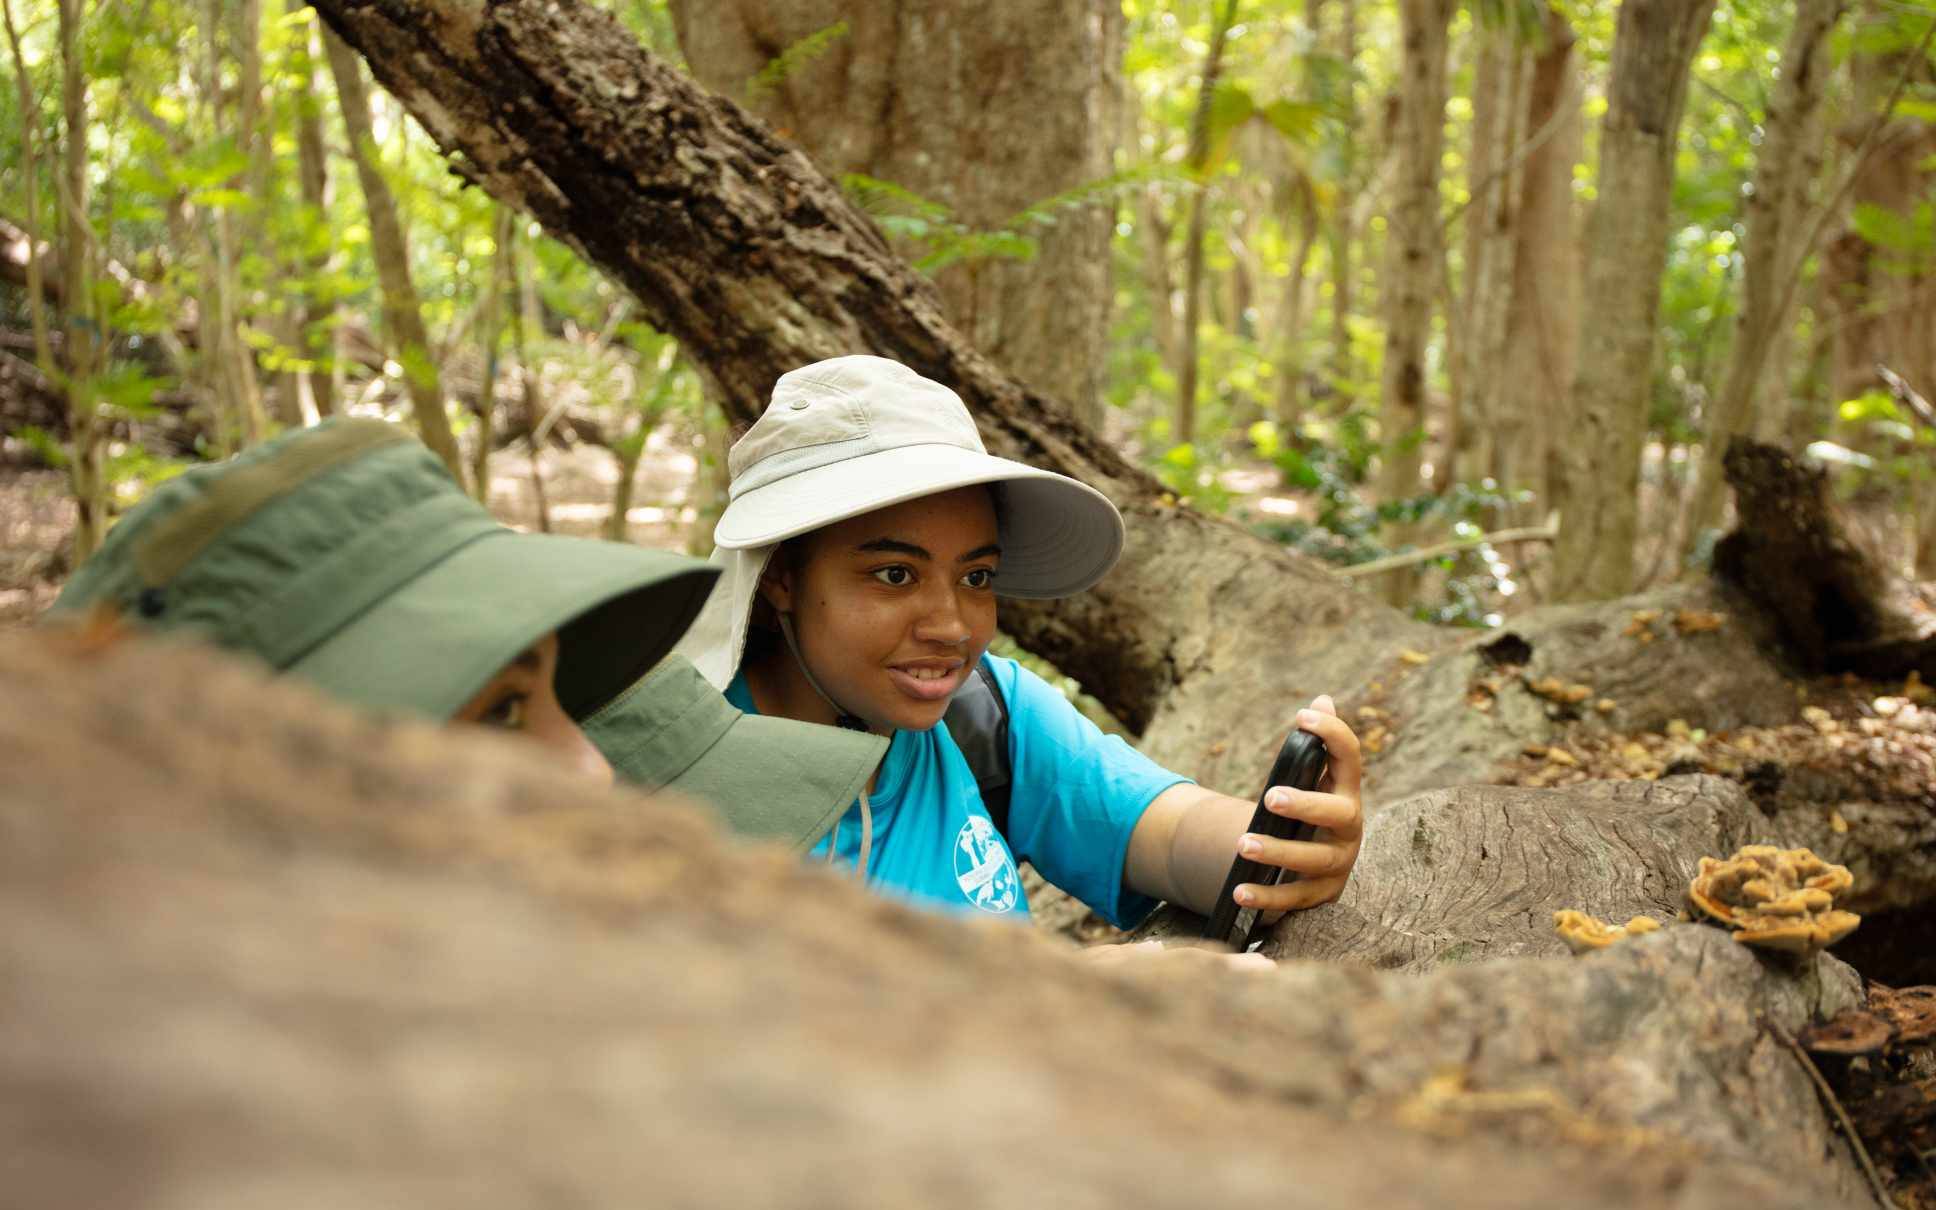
[959,543,1003,563]
[854,538,931,560]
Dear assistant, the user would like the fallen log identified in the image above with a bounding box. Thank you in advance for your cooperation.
[0,631,1884,1207]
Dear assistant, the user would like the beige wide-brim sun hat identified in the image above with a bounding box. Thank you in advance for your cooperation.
[674,355,1126,689]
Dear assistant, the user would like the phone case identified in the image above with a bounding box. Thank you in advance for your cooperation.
[1201,728,1329,951]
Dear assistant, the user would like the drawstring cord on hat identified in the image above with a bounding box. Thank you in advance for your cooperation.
[777,611,873,878]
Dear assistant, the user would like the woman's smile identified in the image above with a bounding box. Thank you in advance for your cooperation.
[887,659,968,701]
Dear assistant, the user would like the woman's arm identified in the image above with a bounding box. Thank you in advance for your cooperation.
[1123,696,1364,919]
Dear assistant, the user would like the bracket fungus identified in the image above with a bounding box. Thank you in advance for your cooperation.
[1552,910,1662,954]
[1685,846,1861,957]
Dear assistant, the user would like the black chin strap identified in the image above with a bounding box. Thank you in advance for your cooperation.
[775,612,870,731]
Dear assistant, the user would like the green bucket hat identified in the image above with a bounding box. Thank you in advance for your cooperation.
[583,654,886,853]
[51,418,718,721]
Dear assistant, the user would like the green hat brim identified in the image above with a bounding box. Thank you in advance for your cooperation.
[291,530,719,721]
[582,655,886,853]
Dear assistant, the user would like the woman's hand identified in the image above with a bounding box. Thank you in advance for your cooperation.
[1233,694,1364,917]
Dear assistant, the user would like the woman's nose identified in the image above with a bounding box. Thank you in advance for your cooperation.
[913,586,970,645]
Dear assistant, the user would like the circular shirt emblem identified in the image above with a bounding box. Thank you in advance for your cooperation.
[953,814,1019,914]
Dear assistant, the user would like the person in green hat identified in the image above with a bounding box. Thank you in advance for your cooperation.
[50,417,885,842]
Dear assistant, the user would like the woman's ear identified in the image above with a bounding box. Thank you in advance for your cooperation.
[757,560,796,616]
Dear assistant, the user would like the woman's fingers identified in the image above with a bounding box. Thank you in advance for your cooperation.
[1237,831,1356,877]
[1235,873,1346,913]
[1261,786,1362,837]
[1294,701,1363,801]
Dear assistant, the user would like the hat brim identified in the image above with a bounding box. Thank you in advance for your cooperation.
[665,712,880,851]
[713,443,1123,600]
[291,531,719,721]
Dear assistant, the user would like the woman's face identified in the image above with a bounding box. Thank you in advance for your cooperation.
[451,631,614,784]
[762,486,1001,733]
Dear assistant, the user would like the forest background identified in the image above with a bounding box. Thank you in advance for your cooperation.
[1,0,1933,653]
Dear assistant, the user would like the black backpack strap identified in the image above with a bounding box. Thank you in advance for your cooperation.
[944,658,1013,840]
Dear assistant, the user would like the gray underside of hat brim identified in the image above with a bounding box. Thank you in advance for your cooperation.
[712,443,1124,600]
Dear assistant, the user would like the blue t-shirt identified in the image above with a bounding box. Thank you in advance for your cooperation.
[725,654,1190,928]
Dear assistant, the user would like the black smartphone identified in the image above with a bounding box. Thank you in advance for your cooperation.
[1201,727,1329,952]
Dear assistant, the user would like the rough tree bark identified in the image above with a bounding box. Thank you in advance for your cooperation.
[670,0,1122,426]
[1548,0,1716,602]
[1376,0,1455,606]
[1680,0,1847,556]
[320,24,467,485]
[305,0,1435,764]
[0,632,1883,1209]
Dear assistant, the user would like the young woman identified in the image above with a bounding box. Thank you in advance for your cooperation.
[51,417,886,824]
[676,356,1364,929]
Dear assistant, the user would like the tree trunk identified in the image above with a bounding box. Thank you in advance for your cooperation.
[293,8,338,419]
[1174,0,1240,449]
[470,207,515,504]
[56,0,104,562]
[1680,0,1846,558]
[1326,0,1360,405]
[669,0,1121,427]
[1495,5,1582,561]
[1376,0,1455,606]
[1273,178,1319,433]
[0,629,1892,1210]
[320,25,467,486]
[1548,0,1716,603]
[2,0,54,383]
[202,0,269,448]
[305,0,1437,756]
[1452,25,1532,492]
[235,0,297,430]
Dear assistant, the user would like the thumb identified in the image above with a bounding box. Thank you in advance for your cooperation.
[1311,693,1337,717]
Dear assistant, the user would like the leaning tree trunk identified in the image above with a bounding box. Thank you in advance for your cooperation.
[1680,0,1846,558]
[670,0,1122,428]
[1375,0,1455,608]
[1548,0,1716,602]
[0,630,1890,1210]
[306,0,1436,764]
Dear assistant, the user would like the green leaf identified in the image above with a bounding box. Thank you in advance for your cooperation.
[746,20,850,103]
[1194,82,1257,177]
[92,363,167,417]
[1260,99,1323,144]
[13,426,68,468]
[188,187,255,212]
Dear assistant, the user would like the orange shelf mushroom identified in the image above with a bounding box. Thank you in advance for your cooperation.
[1685,845,1861,956]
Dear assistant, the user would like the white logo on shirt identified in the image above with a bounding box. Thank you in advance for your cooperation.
[953,815,1019,914]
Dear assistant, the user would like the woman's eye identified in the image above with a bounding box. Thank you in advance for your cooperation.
[871,566,914,587]
[480,694,528,730]
[962,568,995,590]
